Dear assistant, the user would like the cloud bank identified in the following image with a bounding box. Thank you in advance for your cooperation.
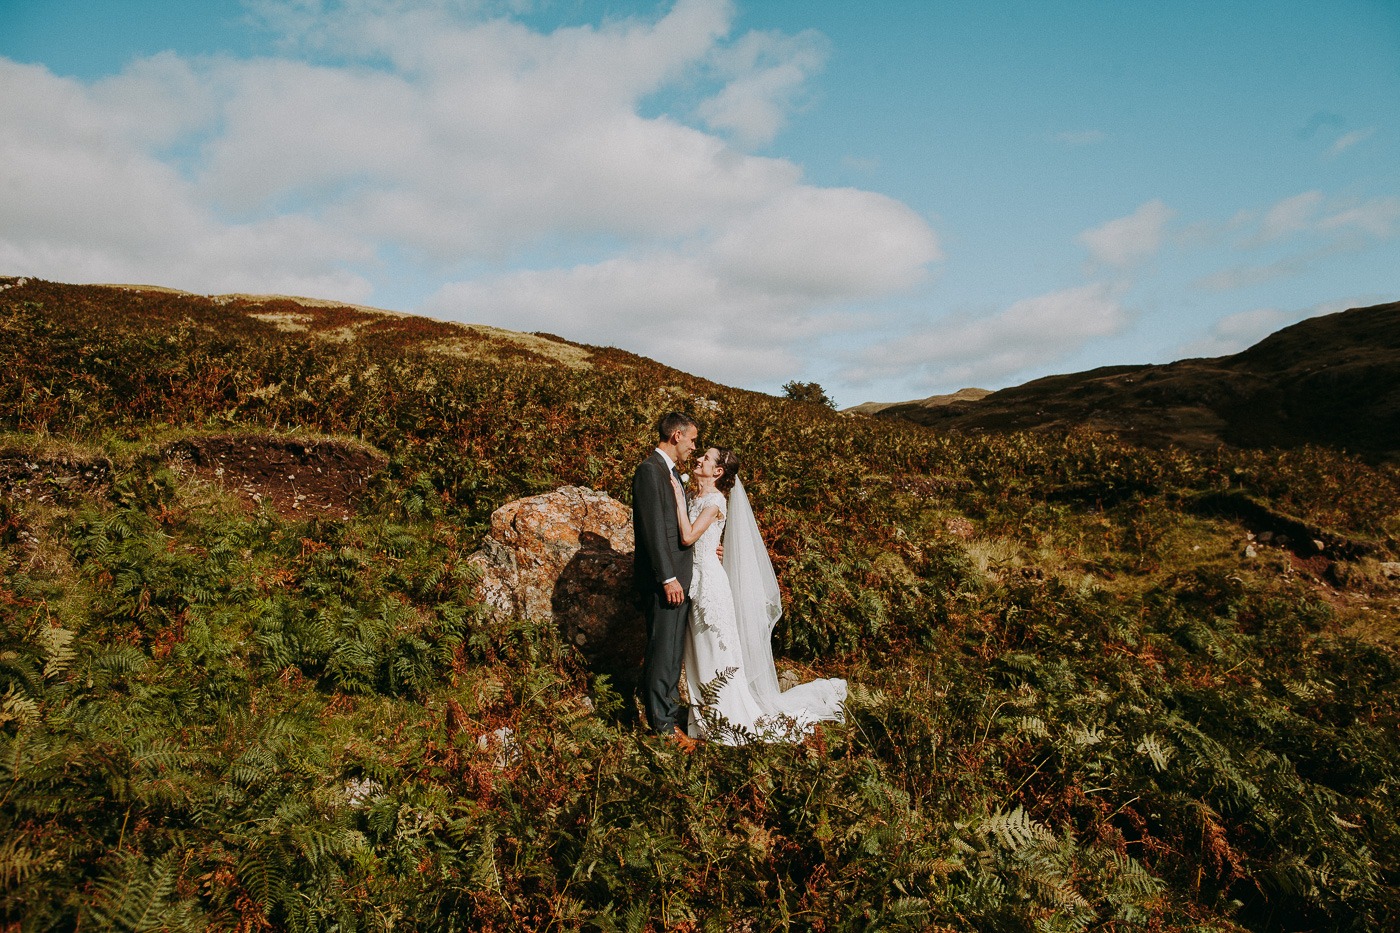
[844,282,1129,390]
[0,0,941,386]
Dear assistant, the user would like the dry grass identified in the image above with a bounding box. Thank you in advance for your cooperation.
[431,326,594,369]
[105,285,595,363]
[1338,597,1400,646]
[246,311,312,333]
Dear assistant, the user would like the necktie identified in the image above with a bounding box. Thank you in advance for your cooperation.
[672,465,689,505]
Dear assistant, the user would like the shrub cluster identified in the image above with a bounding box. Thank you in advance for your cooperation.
[1,280,1397,930]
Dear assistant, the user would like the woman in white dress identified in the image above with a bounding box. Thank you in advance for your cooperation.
[669,448,846,745]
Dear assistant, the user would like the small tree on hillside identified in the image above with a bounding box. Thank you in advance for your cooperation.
[782,381,837,409]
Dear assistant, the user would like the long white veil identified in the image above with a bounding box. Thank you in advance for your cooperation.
[722,478,846,724]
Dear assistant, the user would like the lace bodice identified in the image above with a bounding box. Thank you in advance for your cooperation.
[687,490,732,651]
[688,491,726,563]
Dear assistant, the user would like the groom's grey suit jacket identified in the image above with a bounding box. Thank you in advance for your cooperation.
[632,451,693,595]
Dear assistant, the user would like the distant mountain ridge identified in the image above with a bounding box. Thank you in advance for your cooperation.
[864,301,1400,460]
[844,387,991,417]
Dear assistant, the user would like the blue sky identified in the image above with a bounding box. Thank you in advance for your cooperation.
[2,0,1397,405]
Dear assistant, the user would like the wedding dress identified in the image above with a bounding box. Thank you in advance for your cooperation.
[683,479,846,745]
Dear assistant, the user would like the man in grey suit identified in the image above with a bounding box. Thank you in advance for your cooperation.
[632,411,699,738]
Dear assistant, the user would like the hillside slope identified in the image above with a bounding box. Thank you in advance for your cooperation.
[1,277,1398,931]
[871,301,1400,460]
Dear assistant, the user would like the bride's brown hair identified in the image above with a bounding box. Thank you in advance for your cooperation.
[714,447,740,494]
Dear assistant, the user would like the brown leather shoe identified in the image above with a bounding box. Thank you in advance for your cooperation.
[668,726,699,753]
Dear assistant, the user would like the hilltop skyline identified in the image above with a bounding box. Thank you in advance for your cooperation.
[2,0,1397,405]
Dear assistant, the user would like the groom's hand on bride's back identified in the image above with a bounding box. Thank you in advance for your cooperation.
[715,543,723,561]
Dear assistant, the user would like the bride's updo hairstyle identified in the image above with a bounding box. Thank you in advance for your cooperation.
[714,447,740,495]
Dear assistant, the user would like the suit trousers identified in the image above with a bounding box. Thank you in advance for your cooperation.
[641,588,690,734]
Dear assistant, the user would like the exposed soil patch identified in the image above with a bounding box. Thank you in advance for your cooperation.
[165,435,387,520]
[0,450,113,504]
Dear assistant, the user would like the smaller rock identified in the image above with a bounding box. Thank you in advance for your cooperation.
[1258,530,1273,543]
[1243,545,1257,558]
[342,777,382,809]
[477,726,520,769]
[1313,539,1326,552]
[944,516,975,539]
[691,396,723,414]
[1380,562,1400,579]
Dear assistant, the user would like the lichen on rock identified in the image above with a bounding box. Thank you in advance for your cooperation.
[469,486,645,697]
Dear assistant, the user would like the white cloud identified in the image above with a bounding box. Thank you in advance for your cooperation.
[1195,193,1400,290]
[1318,197,1400,238]
[1251,191,1324,244]
[427,255,814,383]
[1234,191,1399,249]
[193,3,803,255]
[1192,240,1358,292]
[843,282,1129,389]
[0,59,374,299]
[696,28,829,148]
[1328,127,1376,157]
[1178,306,1291,357]
[708,186,940,296]
[424,184,940,384]
[1179,186,1400,294]
[1193,259,1308,293]
[0,0,942,383]
[1078,199,1173,268]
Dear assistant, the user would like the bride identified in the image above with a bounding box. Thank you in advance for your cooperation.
[669,447,846,745]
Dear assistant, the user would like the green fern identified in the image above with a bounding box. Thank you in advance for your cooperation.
[86,853,205,932]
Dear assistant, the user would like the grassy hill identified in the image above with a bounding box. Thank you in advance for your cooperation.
[1,277,1398,931]
[870,301,1400,461]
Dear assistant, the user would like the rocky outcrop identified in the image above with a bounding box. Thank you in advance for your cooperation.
[469,486,645,690]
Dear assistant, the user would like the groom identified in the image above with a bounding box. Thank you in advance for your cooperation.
[632,411,698,738]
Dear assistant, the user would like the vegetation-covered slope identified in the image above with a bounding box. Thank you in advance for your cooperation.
[871,301,1400,461]
[2,278,1398,931]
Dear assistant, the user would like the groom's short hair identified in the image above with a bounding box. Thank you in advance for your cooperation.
[656,411,697,441]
